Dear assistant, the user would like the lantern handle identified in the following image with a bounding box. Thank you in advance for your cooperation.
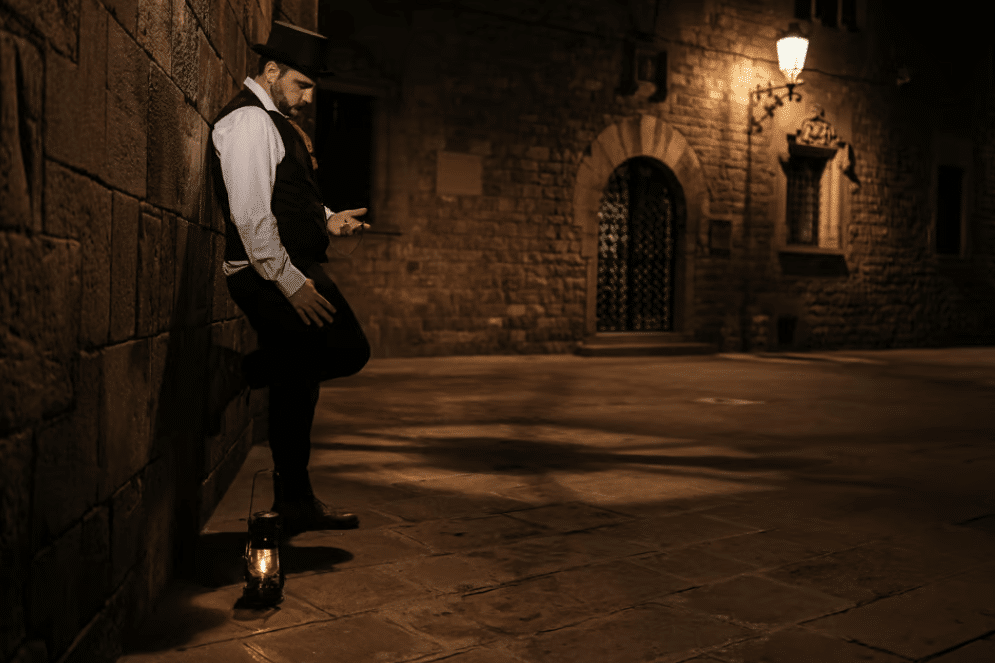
[248,468,275,522]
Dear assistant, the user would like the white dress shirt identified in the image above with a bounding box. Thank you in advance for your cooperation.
[214,77,327,299]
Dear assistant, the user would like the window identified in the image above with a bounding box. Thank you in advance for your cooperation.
[785,154,829,245]
[932,133,972,258]
[795,0,858,30]
[778,110,853,252]
[935,165,965,255]
[314,90,374,215]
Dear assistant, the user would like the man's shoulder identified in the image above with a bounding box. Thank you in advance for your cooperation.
[213,87,266,123]
[213,104,276,136]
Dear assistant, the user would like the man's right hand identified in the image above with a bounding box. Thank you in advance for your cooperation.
[288,278,336,327]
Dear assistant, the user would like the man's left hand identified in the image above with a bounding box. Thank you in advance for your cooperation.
[327,208,370,236]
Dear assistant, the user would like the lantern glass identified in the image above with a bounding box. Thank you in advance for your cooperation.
[247,547,280,579]
[240,511,284,608]
[777,25,808,84]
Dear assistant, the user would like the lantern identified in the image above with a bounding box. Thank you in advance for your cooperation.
[240,510,284,608]
[776,22,809,85]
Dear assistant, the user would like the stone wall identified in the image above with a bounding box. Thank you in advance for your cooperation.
[0,1,316,661]
[321,0,995,357]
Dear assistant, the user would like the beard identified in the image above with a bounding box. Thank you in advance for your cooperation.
[272,84,301,116]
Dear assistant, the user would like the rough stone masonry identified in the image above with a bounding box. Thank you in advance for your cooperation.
[1,0,320,660]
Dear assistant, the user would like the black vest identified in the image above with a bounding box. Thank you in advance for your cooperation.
[209,88,329,274]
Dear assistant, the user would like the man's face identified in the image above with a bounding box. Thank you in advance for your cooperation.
[271,68,316,117]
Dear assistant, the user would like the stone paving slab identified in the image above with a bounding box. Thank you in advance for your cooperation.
[927,637,995,663]
[708,627,908,663]
[804,565,995,660]
[246,614,440,663]
[663,575,854,628]
[118,350,995,663]
[511,603,753,663]
[764,540,974,604]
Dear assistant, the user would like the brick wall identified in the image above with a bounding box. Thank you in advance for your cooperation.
[322,0,995,357]
[0,1,316,661]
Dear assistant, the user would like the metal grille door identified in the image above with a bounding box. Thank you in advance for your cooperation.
[597,158,676,332]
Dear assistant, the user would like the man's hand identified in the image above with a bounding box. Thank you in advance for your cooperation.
[327,208,370,236]
[288,278,336,327]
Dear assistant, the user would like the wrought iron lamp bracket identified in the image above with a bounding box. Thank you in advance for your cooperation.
[749,81,804,134]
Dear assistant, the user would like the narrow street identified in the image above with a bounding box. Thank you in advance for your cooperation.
[121,348,995,663]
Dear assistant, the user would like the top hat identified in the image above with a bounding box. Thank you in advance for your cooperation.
[251,21,333,80]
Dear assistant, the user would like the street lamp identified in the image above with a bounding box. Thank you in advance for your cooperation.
[750,23,810,133]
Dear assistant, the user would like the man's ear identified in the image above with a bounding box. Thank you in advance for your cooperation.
[264,60,281,84]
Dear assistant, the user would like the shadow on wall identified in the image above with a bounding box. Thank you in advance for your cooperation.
[108,182,258,663]
[149,193,255,584]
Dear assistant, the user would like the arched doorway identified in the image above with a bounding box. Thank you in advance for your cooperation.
[573,114,710,338]
[597,157,682,332]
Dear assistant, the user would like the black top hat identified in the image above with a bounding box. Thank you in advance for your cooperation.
[251,21,333,80]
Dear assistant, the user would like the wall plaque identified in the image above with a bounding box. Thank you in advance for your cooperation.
[436,151,482,196]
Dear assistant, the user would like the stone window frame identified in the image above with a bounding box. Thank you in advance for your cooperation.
[573,114,710,336]
[316,77,401,235]
[774,110,853,257]
[929,132,973,260]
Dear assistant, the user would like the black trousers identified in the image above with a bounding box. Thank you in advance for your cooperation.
[226,264,370,479]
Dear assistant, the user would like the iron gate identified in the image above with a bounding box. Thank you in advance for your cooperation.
[597,157,677,332]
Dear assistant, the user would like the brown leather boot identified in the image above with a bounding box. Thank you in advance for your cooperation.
[272,471,359,536]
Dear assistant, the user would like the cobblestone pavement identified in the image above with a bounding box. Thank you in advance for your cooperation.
[119,348,995,663]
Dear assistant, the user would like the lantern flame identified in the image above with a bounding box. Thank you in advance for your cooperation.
[247,547,280,578]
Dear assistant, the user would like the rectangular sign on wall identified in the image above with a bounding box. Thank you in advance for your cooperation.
[436,151,482,196]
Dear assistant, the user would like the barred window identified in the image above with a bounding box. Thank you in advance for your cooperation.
[935,165,964,255]
[785,155,829,245]
[795,0,859,30]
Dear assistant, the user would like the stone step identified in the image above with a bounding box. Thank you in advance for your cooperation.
[576,334,718,357]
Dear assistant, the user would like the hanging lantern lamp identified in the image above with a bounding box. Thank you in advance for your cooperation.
[776,22,809,86]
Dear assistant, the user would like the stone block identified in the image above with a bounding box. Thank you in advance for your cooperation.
[188,0,214,39]
[0,234,79,433]
[44,0,107,176]
[210,235,228,322]
[44,160,110,240]
[110,193,139,342]
[79,506,112,620]
[103,0,139,35]
[197,29,227,121]
[28,522,83,659]
[158,213,177,332]
[136,212,161,337]
[3,0,80,58]
[99,339,151,498]
[148,66,207,218]
[137,0,171,73]
[220,0,247,83]
[148,331,172,458]
[32,407,101,548]
[105,17,149,197]
[81,203,113,350]
[172,216,189,318]
[171,2,199,100]
[111,476,144,588]
[0,429,32,659]
[0,33,43,234]
[140,454,176,609]
[173,222,214,328]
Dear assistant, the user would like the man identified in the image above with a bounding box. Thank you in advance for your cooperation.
[209,21,371,535]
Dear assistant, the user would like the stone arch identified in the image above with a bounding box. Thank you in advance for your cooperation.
[574,114,710,336]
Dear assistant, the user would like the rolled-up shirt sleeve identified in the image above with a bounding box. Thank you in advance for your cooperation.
[213,106,306,299]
